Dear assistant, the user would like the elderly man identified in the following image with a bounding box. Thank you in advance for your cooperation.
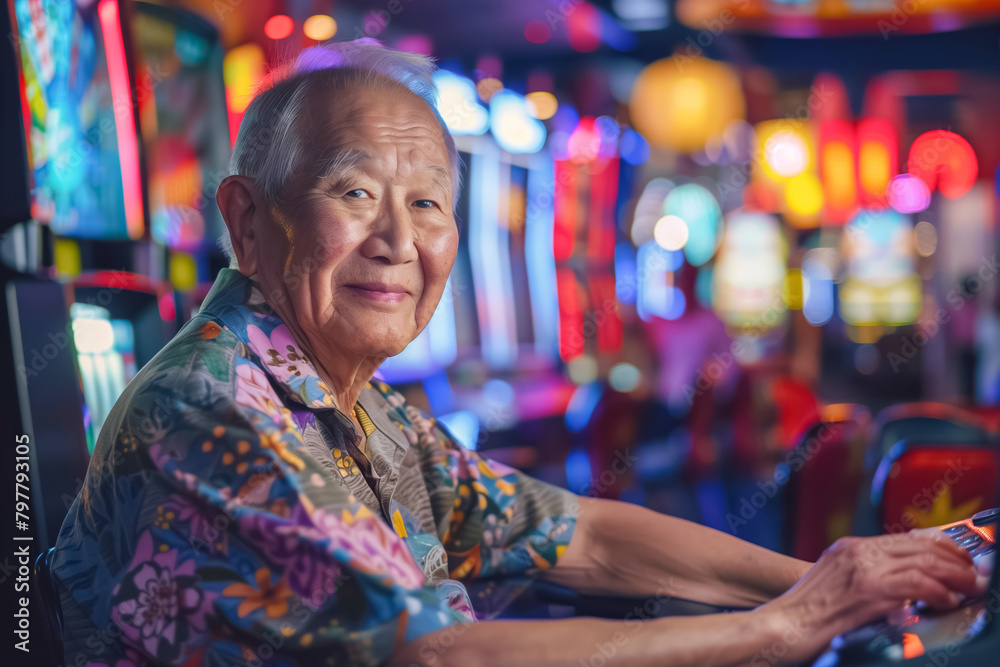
[53,41,984,667]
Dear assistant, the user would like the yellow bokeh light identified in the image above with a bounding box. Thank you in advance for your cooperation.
[754,119,814,186]
[765,131,809,178]
[303,15,337,41]
[630,56,745,154]
[525,91,558,120]
[169,252,198,292]
[223,43,265,114]
[859,140,890,197]
[784,268,804,310]
[653,215,689,251]
[823,141,857,211]
[784,173,824,225]
[54,238,82,277]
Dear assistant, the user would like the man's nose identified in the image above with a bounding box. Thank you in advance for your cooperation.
[362,198,418,264]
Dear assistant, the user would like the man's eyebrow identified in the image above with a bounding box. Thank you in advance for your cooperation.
[314,149,371,181]
[312,150,452,196]
[425,164,453,196]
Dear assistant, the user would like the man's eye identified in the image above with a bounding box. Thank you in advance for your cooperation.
[345,189,369,198]
[413,199,437,209]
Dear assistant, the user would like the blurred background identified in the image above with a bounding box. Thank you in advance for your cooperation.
[4,0,1000,562]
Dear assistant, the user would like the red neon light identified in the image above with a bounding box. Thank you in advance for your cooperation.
[589,274,622,353]
[857,118,897,209]
[819,120,857,224]
[908,130,978,199]
[553,160,577,261]
[588,156,619,262]
[264,15,294,40]
[556,268,584,361]
[98,0,144,239]
[76,270,158,293]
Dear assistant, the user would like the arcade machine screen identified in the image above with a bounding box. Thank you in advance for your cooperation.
[132,2,230,251]
[69,302,136,453]
[12,0,141,239]
[11,0,171,457]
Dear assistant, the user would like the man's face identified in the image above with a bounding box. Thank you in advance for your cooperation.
[258,84,458,360]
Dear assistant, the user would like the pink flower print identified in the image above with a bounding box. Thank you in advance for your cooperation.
[234,363,281,419]
[307,507,426,590]
[245,324,318,385]
[111,533,214,661]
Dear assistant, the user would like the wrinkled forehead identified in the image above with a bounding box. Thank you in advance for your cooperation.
[297,79,452,172]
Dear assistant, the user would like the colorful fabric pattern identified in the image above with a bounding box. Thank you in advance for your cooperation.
[52,268,578,666]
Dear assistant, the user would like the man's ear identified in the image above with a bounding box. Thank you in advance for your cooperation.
[216,175,260,276]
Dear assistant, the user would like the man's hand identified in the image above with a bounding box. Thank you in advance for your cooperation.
[754,530,988,664]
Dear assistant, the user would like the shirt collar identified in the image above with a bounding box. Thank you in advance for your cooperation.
[200,268,374,419]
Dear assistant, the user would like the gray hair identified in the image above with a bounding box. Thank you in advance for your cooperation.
[217,39,461,269]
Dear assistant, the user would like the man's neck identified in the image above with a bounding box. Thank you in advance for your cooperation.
[247,271,384,416]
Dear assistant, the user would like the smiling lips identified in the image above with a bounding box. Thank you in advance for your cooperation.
[345,282,410,303]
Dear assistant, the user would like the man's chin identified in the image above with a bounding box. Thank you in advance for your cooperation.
[341,328,415,360]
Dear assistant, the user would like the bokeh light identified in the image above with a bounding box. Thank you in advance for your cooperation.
[609,363,642,392]
[630,56,745,154]
[802,249,835,326]
[784,172,824,223]
[303,15,336,41]
[264,14,293,40]
[886,174,931,214]
[653,215,689,251]
[765,130,809,178]
[755,120,814,187]
[524,20,551,44]
[489,90,547,153]
[908,130,978,199]
[631,178,674,246]
[433,70,489,135]
[568,2,601,52]
[525,91,558,120]
[914,220,938,257]
[713,211,787,328]
[476,77,503,103]
[223,43,265,114]
[567,355,599,384]
[662,184,722,266]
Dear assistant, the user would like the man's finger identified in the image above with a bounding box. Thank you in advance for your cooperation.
[884,554,981,597]
[875,570,961,610]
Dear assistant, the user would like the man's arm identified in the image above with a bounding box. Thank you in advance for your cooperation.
[390,530,984,667]
[391,607,784,667]
[541,497,812,607]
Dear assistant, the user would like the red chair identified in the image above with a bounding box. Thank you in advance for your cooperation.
[870,402,991,455]
[872,442,1000,534]
[783,409,869,561]
[866,402,992,475]
[961,404,1000,433]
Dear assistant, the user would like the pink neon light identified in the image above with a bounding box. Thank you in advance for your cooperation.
[98,0,144,239]
[886,174,931,214]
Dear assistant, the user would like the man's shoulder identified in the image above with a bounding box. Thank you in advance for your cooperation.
[135,315,243,391]
[96,315,248,445]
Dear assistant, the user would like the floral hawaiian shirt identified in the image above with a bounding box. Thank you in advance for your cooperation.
[52,268,578,667]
